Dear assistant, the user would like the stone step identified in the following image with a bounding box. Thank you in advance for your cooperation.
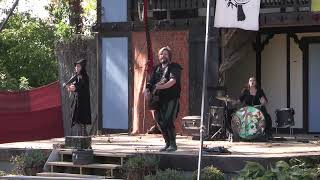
[37,172,116,179]
[59,149,133,158]
[58,149,134,165]
[2,175,123,180]
[47,161,122,177]
[47,161,122,170]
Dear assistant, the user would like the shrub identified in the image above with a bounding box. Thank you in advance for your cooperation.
[124,155,159,180]
[233,159,320,180]
[193,166,224,180]
[145,169,192,180]
[10,148,48,175]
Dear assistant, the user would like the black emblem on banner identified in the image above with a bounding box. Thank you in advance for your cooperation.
[225,0,250,21]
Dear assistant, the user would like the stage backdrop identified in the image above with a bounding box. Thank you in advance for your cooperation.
[131,31,189,134]
[0,81,64,144]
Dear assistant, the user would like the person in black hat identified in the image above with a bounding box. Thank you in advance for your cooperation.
[66,59,91,136]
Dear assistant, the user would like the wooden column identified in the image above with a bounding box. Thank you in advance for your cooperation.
[256,33,262,85]
[286,34,291,108]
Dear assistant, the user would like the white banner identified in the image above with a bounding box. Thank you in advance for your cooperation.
[214,0,261,31]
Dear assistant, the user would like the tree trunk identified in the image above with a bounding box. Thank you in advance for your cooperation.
[69,0,83,34]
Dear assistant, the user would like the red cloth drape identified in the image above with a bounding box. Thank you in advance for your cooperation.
[0,81,64,144]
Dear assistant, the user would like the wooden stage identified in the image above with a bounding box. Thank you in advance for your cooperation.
[1,133,320,173]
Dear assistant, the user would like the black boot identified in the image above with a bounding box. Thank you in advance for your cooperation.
[159,131,170,152]
[166,128,177,152]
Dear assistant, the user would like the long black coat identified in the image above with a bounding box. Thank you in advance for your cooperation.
[71,74,91,126]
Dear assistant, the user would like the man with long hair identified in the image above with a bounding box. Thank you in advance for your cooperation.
[145,46,182,152]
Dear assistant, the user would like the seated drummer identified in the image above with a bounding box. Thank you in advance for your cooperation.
[239,76,272,139]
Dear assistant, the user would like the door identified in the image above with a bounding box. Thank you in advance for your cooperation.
[308,43,320,133]
[102,37,128,130]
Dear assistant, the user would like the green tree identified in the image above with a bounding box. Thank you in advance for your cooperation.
[0,12,58,89]
[46,0,74,40]
[47,0,96,36]
[0,0,96,91]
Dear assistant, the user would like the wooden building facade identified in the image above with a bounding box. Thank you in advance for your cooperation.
[94,0,320,135]
[225,0,320,134]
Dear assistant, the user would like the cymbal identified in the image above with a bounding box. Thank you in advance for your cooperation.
[216,96,236,102]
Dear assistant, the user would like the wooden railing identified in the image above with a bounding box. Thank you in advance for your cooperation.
[148,0,210,10]
[260,0,310,9]
[132,0,311,11]
[132,0,212,11]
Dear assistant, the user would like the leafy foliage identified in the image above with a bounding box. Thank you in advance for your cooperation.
[0,170,5,176]
[19,76,31,90]
[233,159,320,180]
[46,0,74,40]
[144,169,192,180]
[124,155,160,180]
[193,166,224,180]
[124,154,159,171]
[0,0,97,91]
[10,148,48,175]
[0,12,58,89]
[0,70,18,90]
[81,0,96,35]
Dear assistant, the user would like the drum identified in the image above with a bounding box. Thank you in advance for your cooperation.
[231,106,265,140]
[275,108,295,127]
[209,106,224,126]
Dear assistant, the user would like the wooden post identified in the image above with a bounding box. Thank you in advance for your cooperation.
[256,33,262,86]
[286,34,291,108]
[220,29,225,86]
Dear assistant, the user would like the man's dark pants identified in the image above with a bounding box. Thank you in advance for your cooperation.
[154,98,179,151]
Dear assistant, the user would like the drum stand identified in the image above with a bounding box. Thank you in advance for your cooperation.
[209,126,223,139]
[275,125,294,136]
[209,96,232,141]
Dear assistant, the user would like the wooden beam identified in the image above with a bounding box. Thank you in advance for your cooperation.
[286,34,290,108]
[288,33,303,50]
[256,33,262,86]
[260,12,320,28]
[97,0,101,23]
[94,18,207,33]
[222,29,238,47]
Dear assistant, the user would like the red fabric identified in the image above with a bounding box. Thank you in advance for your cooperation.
[0,81,64,144]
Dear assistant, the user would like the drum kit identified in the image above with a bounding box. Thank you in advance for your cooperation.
[209,95,266,141]
[275,108,295,135]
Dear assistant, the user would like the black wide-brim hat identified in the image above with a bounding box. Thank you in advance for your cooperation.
[74,59,87,67]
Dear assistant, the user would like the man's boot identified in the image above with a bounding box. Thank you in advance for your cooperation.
[166,128,177,152]
[159,131,170,152]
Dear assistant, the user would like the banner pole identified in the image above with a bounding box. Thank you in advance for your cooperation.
[197,0,211,179]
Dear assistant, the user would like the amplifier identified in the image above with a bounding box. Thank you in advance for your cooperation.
[182,116,201,130]
[182,116,201,137]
